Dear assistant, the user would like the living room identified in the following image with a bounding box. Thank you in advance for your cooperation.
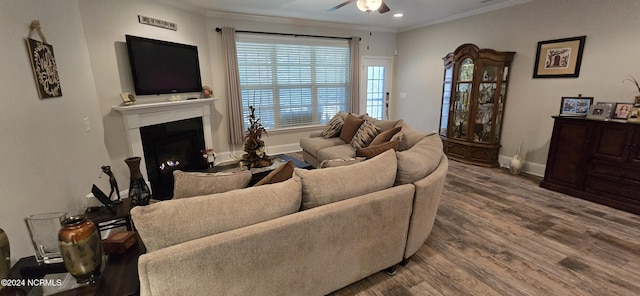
[1,0,639,293]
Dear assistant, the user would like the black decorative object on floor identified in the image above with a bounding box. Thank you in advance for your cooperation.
[124,157,151,207]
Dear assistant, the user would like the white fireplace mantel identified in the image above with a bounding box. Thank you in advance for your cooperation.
[113,98,218,179]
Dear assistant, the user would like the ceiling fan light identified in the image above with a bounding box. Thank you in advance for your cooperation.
[356,0,383,12]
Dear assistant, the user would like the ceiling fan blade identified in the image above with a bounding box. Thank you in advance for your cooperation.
[378,1,390,13]
[327,0,356,11]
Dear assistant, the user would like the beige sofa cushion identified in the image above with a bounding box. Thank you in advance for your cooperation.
[395,120,428,151]
[363,115,399,131]
[172,170,252,199]
[317,144,356,161]
[131,177,302,252]
[295,149,397,210]
[395,134,444,185]
[300,136,346,158]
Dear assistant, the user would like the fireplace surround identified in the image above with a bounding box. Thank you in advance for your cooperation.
[113,98,217,199]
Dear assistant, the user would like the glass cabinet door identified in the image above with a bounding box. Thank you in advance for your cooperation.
[493,66,509,143]
[472,64,499,143]
[439,66,453,136]
[452,58,473,140]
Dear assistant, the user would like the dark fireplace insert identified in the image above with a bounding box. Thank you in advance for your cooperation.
[140,117,207,200]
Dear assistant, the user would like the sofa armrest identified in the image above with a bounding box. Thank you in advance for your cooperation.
[404,153,448,259]
[308,130,323,138]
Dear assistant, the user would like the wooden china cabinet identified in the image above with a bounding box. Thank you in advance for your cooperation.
[439,44,515,167]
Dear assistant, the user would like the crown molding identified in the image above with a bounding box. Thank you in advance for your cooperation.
[399,0,533,32]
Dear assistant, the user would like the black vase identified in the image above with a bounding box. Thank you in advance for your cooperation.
[124,157,151,206]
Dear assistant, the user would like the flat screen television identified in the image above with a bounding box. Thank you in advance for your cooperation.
[125,35,203,95]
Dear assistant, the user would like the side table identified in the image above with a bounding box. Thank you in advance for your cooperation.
[85,199,134,232]
[3,237,144,296]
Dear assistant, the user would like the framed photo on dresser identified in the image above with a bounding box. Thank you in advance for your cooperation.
[586,104,612,120]
[612,103,634,120]
[559,96,593,117]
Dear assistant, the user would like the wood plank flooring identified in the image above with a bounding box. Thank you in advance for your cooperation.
[326,158,640,295]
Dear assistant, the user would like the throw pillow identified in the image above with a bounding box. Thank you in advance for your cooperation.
[321,114,344,138]
[395,134,444,185]
[253,160,295,186]
[351,120,381,149]
[356,139,400,159]
[395,121,428,151]
[295,149,397,210]
[370,126,401,146]
[339,113,365,144]
[172,170,252,199]
[131,177,302,252]
[318,157,366,168]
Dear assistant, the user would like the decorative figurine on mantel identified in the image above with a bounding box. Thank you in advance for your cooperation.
[239,105,273,169]
[100,165,121,203]
[201,148,217,168]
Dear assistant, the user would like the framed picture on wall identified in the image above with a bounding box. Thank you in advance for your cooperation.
[559,96,593,117]
[533,36,586,78]
[612,103,634,120]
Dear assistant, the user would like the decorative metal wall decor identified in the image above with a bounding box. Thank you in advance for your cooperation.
[26,21,62,98]
[138,15,177,31]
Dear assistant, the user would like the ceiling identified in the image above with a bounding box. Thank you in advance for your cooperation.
[168,0,531,32]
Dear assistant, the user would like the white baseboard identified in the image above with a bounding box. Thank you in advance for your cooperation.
[498,155,545,177]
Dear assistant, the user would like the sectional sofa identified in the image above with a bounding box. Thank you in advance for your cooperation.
[130,115,448,296]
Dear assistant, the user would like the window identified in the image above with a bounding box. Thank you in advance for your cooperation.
[236,35,351,130]
[366,66,385,120]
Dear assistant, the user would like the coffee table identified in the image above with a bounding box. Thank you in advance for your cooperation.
[205,154,311,185]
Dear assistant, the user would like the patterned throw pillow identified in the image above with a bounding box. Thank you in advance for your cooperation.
[351,120,381,149]
[321,115,344,138]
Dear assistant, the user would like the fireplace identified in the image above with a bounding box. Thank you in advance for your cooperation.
[140,118,207,200]
[113,98,217,199]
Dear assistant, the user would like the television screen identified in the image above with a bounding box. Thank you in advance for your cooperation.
[125,35,203,95]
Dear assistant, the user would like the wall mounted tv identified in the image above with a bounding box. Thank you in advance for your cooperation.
[125,35,203,95]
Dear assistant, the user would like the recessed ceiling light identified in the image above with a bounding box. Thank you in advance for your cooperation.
[393,13,403,18]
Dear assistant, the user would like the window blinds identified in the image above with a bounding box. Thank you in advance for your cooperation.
[236,35,350,129]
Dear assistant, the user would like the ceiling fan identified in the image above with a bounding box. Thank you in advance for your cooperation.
[328,0,391,14]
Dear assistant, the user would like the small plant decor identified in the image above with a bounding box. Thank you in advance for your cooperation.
[623,76,640,106]
[239,105,273,169]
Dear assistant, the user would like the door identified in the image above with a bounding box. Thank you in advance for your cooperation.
[361,57,392,119]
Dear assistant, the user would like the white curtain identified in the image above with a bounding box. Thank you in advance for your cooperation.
[349,36,361,113]
[221,27,244,145]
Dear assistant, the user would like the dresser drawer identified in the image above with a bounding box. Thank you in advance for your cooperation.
[589,160,640,182]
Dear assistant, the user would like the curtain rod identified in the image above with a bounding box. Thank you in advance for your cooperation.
[215,27,360,41]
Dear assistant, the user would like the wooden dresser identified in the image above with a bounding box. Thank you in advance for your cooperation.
[541,116,640,215]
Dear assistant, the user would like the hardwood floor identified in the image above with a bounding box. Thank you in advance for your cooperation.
[329,159,640,296]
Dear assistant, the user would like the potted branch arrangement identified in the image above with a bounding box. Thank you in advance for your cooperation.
[239,105,273,169]
[623,76,640,107]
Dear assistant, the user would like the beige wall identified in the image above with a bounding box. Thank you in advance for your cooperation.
[78,0,397,183]
[0,0,111,261]
[395,0,640,175]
